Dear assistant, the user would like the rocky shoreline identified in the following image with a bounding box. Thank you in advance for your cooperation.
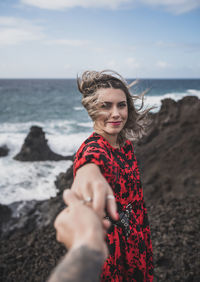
[0,96,200,281]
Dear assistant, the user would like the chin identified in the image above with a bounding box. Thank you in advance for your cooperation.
[106,128,122,135]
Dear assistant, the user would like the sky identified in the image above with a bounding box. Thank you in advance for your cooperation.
[0,0,200,78]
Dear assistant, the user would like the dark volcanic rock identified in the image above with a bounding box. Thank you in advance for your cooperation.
[0,204,12,232]
[14,126,73,162]
[148,196,200,282]
[0,196,66,239]
[0,145,9,157]
[135,96,200,203]
[55,164,73,194]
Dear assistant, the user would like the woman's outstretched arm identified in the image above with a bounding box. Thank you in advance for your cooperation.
[72,163,118,221]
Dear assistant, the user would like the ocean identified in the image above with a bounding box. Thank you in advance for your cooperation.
[1,78,200,206]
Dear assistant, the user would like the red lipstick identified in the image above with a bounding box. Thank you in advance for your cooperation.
[109,121,121,126]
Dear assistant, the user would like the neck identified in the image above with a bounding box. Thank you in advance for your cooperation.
[94,129,119,148]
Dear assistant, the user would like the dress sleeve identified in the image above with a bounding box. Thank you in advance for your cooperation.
[73,143,109,177]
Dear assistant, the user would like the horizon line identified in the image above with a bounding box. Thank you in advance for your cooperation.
[0,77,200,80]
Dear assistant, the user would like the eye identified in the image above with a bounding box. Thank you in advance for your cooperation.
[100,102,111,109]
[118,102,127,108]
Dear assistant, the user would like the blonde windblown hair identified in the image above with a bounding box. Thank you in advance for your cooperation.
[77,70,152,145]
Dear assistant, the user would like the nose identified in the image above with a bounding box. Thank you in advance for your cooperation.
[111,106,120,118]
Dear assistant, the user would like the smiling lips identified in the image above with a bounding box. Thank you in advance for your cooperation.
[108,121,122,126]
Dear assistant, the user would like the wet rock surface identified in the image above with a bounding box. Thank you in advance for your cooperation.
[0,97,200,281]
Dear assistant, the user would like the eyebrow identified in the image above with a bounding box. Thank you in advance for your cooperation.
[101,100,127,104]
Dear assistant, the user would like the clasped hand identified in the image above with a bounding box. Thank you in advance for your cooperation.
[54,190,111,259]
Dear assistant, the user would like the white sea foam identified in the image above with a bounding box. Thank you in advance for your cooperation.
[77,122,93,128]
[143,89,200,112]
[0,158,72,205]
[0,132,27,155]
[0,119,75,135]
[74,106,84,111]
[187,89,200,97]
[48,131,91,155]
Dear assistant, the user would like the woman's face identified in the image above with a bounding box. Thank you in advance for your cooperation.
[94,87,128,139]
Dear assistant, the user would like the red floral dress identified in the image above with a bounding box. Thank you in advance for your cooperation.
[73,132,154,282]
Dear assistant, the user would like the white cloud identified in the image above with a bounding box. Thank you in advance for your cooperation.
[45,39,90,47]
[0,17,44,45]
[156,60,170,69]
[21,0,132,10]
[21,0,200,13]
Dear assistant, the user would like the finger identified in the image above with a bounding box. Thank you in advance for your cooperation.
[63,190,81,207]
[106,190,118,221]
[81,183,93,203]
[70,179,84,199]
[102,218,111,230]
[54,208,67,230]
[92,182,107,218]
[72,180,93,204]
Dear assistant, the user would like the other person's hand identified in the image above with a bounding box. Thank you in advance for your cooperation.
[54,190,110,259]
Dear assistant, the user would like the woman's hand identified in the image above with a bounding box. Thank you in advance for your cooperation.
[71,163,118,221]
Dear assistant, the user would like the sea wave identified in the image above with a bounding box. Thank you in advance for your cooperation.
[143,89,200,112]
[0,159,72,205]
[48,131,91,155]
[0,119,75,134]
[186,89,200,97]
[77,122,93,128]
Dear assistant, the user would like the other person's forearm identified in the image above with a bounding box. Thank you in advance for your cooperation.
[48,245,105,282]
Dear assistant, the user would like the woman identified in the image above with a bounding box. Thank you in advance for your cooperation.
[71,70,154,282]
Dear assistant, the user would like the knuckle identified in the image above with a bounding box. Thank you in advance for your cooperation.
[94,180,106,191]
[107,186,114,194]
[95,206,104,216]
